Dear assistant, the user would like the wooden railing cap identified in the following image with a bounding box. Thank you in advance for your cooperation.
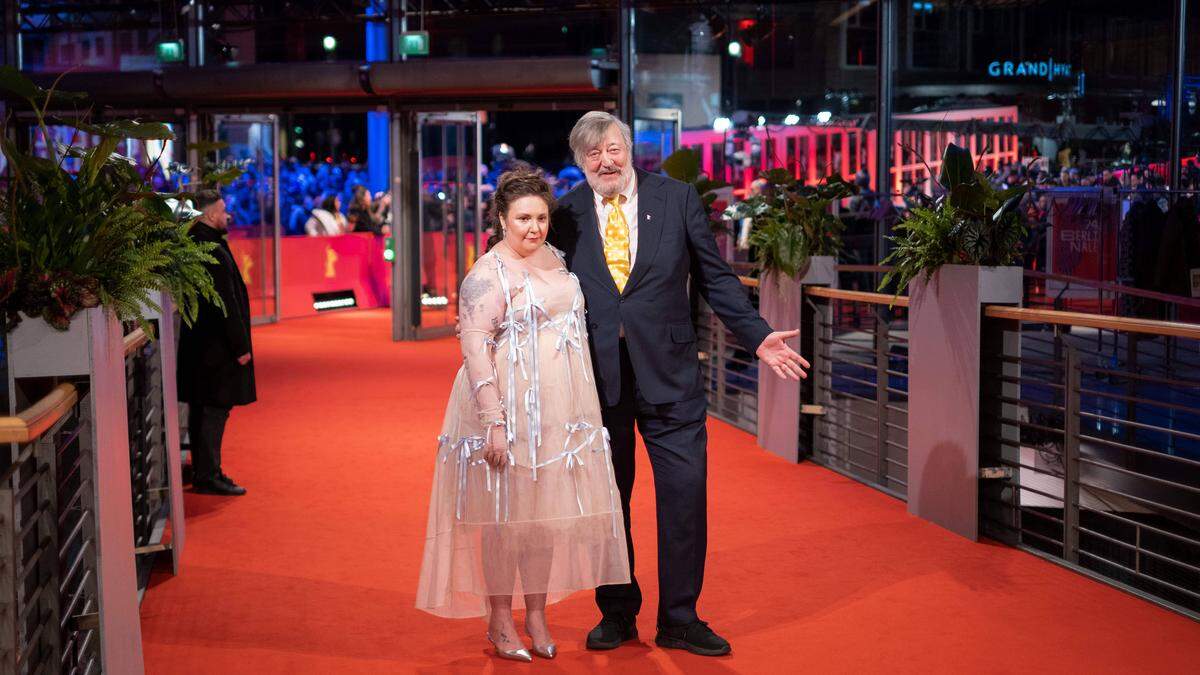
[123,327,150,356]
[0,383,79,443]
[983,305,1200,340]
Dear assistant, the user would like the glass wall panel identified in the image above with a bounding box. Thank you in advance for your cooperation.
[633,2,880,268]
[892,0,1174,194]
[889,0,1179,301]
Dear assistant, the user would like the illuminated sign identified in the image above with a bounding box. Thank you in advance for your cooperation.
[156,39,185,64]
[987,58,1072,82]
[399,31,430,57]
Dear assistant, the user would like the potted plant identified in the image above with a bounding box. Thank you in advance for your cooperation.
[878,142,1028,298]
[726,168,855,288]
[0,67,223,385]
[0,68,221,344]
[723,168,855,462]
[879,142,1027,541]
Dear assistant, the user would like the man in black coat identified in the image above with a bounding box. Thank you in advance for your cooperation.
[550,112,809,656]
[178,189,256,496]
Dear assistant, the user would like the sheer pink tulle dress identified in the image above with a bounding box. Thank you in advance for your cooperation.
[416,244,629,618]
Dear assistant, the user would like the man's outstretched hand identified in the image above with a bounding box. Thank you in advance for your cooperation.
[756,330,810,381]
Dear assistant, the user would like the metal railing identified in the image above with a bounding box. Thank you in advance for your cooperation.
[0,384,102,675]
[804,287,910,499]
[695,281,760,434]
[123,328,171,593]
[978,307,1200,618]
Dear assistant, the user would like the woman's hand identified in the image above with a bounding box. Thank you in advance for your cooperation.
[483,424,508,470]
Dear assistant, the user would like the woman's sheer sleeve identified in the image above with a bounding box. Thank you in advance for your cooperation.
[458,258,507,426]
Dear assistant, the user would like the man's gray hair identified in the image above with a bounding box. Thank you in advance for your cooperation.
[569,111,632,167]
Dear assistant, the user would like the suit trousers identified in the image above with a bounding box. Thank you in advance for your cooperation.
[596,338,709,627]
[189,404,232,483]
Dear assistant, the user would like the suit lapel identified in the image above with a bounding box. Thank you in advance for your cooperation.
[575,187,620,297]
[623,169,665,296]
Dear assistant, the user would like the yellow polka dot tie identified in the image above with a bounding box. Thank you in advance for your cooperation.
[603,195,631,292]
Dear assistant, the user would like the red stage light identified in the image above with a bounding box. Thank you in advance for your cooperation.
[738,19,756,30]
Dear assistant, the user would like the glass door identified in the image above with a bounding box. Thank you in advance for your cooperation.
[416,112,482,337]
[212,114,281,324]
[633,107,682,173]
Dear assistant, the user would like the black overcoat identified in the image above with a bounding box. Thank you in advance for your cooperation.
[177,222,257,408]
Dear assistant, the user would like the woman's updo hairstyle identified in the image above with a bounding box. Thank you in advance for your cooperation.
[486,162,555,251]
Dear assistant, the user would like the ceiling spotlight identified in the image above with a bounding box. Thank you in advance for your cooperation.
[783,114,801,126]
[322,35,338,52]
[727,41,742,58]
[713,117,733,132]
[816,110,833,124]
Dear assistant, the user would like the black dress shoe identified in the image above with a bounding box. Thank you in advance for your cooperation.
[193,477,246,496]
[218,472,242,488]
[586,615,638,650]
[655,621,731,656]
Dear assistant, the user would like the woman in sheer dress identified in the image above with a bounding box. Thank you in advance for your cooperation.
[416,166,629,661]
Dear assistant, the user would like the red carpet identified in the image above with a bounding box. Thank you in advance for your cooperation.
[140,309,1199,674]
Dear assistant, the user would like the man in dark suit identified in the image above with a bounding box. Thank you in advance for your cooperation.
[178,189,256,497]
[550,112,808,656]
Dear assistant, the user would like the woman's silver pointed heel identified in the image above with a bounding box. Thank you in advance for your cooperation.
[531,642,557,659]
[487,632,533,662]
[524,620,557,659]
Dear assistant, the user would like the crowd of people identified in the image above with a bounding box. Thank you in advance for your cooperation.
[218,151,589,239]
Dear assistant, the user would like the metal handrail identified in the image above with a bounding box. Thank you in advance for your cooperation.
[804,291,909,498]
[983,306,1200,340]
[0,383,79,444]
[1,384,99,674]
[978,308,1200,618]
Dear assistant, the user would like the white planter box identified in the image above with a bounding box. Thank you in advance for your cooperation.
[8,311,97,378]
[907,264,1021,541]
[757,256,837,462]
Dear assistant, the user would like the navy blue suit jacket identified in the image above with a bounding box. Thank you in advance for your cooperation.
[550,169,772,407]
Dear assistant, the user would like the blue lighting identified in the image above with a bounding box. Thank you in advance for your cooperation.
[365,1,390,195]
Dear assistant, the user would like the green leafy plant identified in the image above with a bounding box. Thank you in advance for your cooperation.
[724,168,856,280]
[661,147,730,232]
[879,143,1028,294]
[0,67,222,330]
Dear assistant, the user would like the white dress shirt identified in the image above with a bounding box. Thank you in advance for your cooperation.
[593,172,639,268]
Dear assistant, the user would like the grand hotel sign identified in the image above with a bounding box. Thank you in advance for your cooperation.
[987,58,1073,82]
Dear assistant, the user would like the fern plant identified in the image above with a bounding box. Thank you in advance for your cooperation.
[879,143,1028,295]
[0,67,223,330]
[725,169,856,280]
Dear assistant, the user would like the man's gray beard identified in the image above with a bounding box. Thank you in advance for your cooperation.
[588,167,632,198]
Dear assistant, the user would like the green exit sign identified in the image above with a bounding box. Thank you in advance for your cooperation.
[399,31,430,57]
[156,39,185,63]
